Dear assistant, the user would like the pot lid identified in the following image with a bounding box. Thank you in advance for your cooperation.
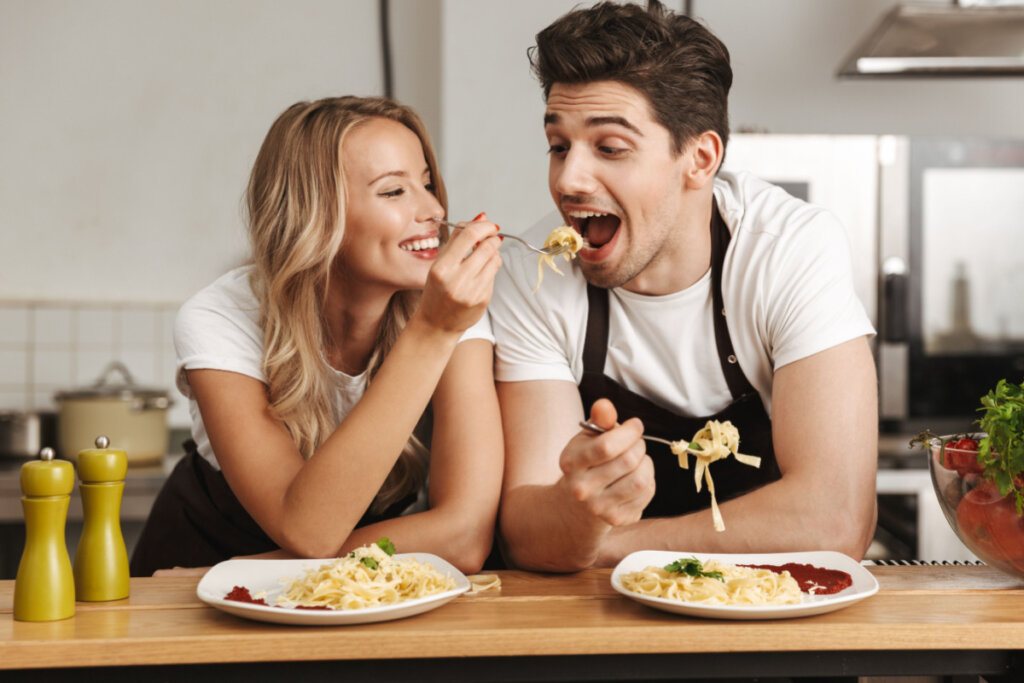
[54,361,169,400]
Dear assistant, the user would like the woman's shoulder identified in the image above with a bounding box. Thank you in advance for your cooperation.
[175,265,263,353]
[179,265,259,321]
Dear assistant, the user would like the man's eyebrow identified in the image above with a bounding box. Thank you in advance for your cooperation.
[543,112,643,136]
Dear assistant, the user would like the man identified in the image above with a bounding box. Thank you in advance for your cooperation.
[490,0,878,572]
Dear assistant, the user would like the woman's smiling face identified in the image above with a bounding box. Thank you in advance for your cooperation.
[336,116,444,295]
[544,80,692,292]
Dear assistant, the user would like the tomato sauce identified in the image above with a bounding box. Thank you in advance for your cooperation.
[739,563,852,594]
[224,585,268,605]
[224,585,334,610]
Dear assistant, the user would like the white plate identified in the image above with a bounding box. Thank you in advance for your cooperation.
[611,550,878,620]
[196,554,470,625]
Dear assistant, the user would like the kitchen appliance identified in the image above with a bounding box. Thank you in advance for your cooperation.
[0,411,58,460]
[838,1,1024,77]
[877,136,1024,433]
[55,362,171,466]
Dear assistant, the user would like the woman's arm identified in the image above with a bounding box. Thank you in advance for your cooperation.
[327,338,504,573]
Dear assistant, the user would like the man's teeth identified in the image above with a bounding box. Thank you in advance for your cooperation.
[400,236,440,252]
[568,210,610,219]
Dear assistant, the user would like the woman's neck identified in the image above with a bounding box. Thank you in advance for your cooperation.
[322,278,393,376]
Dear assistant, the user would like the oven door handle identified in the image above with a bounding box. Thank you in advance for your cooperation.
[881,258,907,343]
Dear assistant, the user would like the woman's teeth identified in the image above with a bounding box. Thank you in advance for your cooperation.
[400,236,439,252]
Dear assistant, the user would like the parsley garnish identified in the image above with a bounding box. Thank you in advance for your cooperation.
[663,557,724,581]
[359,556,378,570]
[375,537,396,556]
[978,379,1024,514]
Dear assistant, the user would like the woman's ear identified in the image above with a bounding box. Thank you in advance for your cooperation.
[683,131,723,190]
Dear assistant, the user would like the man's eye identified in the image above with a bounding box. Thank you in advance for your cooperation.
[547,144,568,156]
[380,188,404,198]
[599,146,626,156]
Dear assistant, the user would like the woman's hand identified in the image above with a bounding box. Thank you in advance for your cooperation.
[415,212,503,333]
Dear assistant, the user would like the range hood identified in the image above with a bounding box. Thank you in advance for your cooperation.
[838,1,1024,77]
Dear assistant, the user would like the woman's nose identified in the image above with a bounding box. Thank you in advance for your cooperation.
[418,188,445,222]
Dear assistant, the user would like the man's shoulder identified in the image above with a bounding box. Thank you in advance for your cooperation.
[716,170,847,272]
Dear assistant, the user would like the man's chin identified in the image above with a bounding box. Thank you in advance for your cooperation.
[580,261,632,290]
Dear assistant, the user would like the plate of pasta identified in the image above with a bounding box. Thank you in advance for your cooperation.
[611,550,878,620]
[196,545,470,625]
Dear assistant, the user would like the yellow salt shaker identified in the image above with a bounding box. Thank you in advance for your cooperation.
[13,447,76,621]
[73,435,130,601]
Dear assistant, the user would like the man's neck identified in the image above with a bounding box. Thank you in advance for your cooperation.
[621,193,715,297]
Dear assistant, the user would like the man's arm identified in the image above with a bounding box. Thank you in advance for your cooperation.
[497,380,655,571]
[596,336,878,565]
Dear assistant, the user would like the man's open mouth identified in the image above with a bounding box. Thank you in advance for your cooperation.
[567,210,621,249]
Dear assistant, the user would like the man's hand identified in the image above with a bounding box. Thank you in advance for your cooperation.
[558,398,655,528]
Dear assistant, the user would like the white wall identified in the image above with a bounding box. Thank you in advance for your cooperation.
[4,0,1024,306]
[1,0,384,303]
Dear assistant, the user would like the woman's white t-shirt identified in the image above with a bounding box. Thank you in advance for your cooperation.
[174,265,494,470]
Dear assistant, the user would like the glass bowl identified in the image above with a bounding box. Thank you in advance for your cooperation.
[927,433,1024,579]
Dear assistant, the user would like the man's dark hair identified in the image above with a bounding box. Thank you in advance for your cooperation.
[530,0,732,154]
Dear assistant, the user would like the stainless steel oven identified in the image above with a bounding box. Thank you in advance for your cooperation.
[877,136,1024,434]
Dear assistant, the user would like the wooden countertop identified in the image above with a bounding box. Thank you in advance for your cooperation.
[2,564,1024,672]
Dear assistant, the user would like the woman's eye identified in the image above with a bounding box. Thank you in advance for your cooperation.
[425,182,436,194]
[379,188,404,198]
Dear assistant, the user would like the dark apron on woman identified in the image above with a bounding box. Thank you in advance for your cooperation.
[577,201,780,519]
[130,440,416,576]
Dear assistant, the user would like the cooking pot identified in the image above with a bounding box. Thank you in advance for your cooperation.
[55,361,171,466]
[0,410,58,460]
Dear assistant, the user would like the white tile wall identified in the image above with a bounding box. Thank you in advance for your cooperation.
[0,302,186,426]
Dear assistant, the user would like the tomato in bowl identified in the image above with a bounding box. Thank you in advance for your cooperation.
[928,433,1024,579]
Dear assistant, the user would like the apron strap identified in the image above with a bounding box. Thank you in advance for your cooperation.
[583,280,610,375]
[710,198,757,399]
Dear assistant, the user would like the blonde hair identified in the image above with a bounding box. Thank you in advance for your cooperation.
[246,96,448,513]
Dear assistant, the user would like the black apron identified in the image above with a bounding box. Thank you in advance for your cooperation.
[578,201,780,519]
[129,440,416,577]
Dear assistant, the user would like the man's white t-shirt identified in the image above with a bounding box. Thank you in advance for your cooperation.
[490,170,875,418]
[174,265,494,470]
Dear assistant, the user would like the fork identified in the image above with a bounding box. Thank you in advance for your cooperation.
[578,420,702,454]
[429,217,572,256]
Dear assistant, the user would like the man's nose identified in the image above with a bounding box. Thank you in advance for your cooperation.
[551,149,598,197]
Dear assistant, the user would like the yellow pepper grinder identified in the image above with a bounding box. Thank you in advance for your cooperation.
[13,446,76,621]
[73,435,130,601]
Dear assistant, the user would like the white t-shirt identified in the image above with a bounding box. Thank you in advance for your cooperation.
[174,265,494,469]
[490,170,875,418]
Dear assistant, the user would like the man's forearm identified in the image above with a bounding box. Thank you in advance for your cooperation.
[597,472,877,565]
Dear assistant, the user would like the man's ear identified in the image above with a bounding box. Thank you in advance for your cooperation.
[683,131,723,190]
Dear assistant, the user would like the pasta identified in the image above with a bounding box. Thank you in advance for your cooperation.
[620,557,801,606]
[534,225,583,291]
[670,420,761,532]
[275,542,456,610]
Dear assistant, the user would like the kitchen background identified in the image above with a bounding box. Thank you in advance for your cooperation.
[2,0,1024,570]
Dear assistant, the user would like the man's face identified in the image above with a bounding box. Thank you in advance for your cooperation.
[544,80,690,292]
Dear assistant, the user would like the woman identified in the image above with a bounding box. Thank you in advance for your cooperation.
[130,96,504,576]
